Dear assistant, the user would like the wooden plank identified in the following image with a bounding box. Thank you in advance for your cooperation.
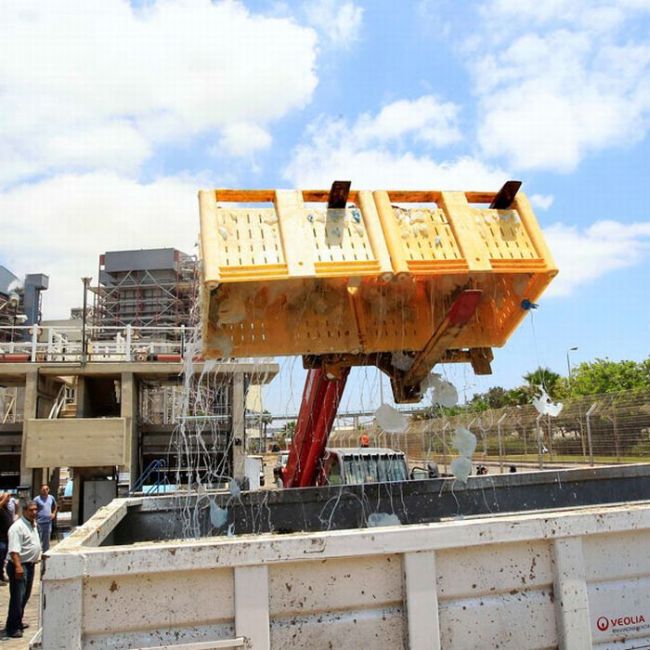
[303,189,360,203]
[373,190,409,274]
[385,190,442,203]
[212,189,365,204]
[438,191,492,272]
[357,190,393,276]
[512,192,558,271]
[274,190,316,276]
[198,190,222,284]
[465,191,497,203]
[214,189,275,202]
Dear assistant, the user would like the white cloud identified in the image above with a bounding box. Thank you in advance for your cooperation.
[0,0,318,185]
[0,173,202,318]
[354,96,461,147]
[530,194,554,210]
[284,97,500,188]
[303,0,364,48]
[216,123,272,157]
[285,144,508,189]
[544,220,650,297]
[469,1,650,171]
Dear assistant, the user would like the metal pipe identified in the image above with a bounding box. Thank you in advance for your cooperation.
[497,412,507,474]
[81,277,91,365]
[585,402,599,466]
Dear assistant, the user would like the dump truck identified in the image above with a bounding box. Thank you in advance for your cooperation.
[40,467,650,649]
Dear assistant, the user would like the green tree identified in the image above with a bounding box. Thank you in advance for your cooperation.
[523,367,563,397]
[569,358,650,396]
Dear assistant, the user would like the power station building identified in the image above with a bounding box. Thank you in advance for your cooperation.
[0,248,278,523]
[93,248,196,329]
[0,265,49,341]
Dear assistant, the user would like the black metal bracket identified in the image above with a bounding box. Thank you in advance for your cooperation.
[489,180,522,209]
[328,181,351,209]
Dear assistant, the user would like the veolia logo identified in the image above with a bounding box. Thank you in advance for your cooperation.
[596,614,646,631]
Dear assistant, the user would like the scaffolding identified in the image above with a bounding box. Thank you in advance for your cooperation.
[93,248,197,330]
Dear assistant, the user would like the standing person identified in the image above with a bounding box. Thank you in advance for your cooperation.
[6,493,18,521]
[0,494,14,583]
[34,484,56,553]
[5,500,41,638]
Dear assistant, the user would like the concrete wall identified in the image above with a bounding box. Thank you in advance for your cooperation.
[42,497,650,649]
[23,418,127,468]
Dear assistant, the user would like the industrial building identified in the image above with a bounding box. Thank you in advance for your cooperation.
[93,248,196,329]
[0,248,278,525]
[0,264,49,341]
[0,353,278,523]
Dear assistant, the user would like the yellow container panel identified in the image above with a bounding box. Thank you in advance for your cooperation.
[202,278,364,358]
[199,187,557,360]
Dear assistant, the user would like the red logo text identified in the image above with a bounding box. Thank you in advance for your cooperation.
[596,615,646,632]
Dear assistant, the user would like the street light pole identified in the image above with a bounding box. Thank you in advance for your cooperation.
[81,277,92,364]
[566,346,578,385]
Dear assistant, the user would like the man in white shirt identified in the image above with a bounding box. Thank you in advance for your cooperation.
[4,501,41,639]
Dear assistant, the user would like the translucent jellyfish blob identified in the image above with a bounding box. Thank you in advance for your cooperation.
[209,499,228,529]
[450,457,472,483]
[450,427,478,483]
[374,403,408,434]
[453,426,477,458]
[532,387,563,417]
[368,512,401,527]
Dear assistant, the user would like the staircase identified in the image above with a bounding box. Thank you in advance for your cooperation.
[60,402,77,418]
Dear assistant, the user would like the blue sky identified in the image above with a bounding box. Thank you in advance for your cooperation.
[1,0,649,413]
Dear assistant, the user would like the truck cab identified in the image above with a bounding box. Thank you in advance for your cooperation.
[316,448,409,486]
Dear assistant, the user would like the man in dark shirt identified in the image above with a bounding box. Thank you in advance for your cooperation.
[0,494,14,583]
[33,484,56,553]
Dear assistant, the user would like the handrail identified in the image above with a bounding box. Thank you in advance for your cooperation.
[130,459,167,495]
[0,324,276,365]
[48,384,68,419]
[1,394,16,425]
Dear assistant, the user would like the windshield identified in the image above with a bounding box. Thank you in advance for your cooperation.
[342,454,407,484]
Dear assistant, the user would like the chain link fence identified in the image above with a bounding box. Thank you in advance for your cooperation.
[330,388,650,473]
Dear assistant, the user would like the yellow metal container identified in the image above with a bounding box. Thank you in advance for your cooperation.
[199,187,557,359]
[371,190,557,350]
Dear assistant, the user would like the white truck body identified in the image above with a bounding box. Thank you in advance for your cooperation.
[40,496,650,649]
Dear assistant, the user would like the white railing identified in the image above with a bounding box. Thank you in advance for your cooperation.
[48,384,71,419]
[0,324,274,365]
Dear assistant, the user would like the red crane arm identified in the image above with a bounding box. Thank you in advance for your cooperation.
[282,367,350,488]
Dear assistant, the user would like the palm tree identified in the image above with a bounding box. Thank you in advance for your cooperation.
[523,367,562,398]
